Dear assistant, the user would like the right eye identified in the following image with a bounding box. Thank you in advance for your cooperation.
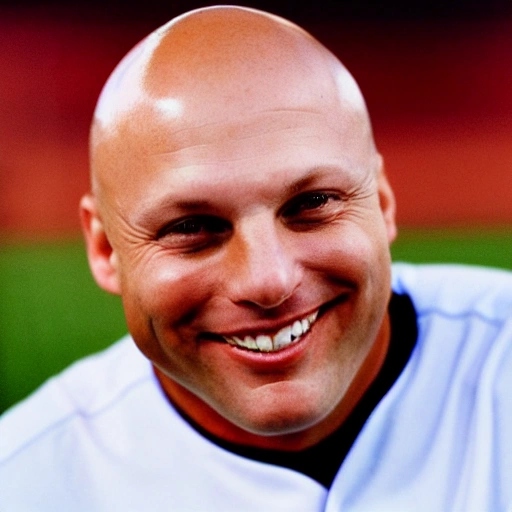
[157,216,231,252]
[281,190,343,226]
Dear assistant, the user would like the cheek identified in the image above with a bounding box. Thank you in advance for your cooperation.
[117,255,217,347]
[299,221,390,281]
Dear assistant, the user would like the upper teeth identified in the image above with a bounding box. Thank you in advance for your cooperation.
[223,311,319,352]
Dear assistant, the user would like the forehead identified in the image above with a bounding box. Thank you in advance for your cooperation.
[93,66,372,194]
[95,104,373,218]
[150,105,365,165]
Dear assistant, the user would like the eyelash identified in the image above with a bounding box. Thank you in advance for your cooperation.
[282,191,341,222]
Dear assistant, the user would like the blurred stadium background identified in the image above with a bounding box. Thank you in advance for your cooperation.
[1,0,511,412]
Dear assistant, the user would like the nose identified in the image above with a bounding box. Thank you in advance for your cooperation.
[225,215,302,309]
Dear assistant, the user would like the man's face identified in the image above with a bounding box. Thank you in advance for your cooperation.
[91,99,396,446]
[86,17,396,444]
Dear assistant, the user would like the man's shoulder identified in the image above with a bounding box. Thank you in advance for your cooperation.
[392,262,512,323]
[0,336,152,464]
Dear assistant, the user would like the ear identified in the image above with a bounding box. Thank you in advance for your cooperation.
[79,194,121,295]
[375,156,397,244]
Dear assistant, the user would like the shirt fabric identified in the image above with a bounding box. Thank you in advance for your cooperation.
[179,292,417,489]
[1,263,512,511]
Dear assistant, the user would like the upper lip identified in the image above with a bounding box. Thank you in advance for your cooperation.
[200,292,350,341]
[208,306,323,340]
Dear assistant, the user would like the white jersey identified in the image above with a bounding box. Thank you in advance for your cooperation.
[1,263,512,511]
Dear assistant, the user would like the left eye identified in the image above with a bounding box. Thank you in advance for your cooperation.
[157,215,231,252]
[282,192,340,221]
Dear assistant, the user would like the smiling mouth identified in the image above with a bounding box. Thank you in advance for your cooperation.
[221,310,319,353]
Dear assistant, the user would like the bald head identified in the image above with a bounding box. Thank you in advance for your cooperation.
[90,6,377,202]
[81,6,397,447]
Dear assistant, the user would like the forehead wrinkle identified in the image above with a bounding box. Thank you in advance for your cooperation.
[136,109,315,145]
[152,108,326,149]
[150,150,354,177]
[147,110,345,166]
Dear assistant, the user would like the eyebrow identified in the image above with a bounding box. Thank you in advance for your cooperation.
[286,165,358,198]
[134,165,350,227]
[136,199,214,227]
[289,169,330,194]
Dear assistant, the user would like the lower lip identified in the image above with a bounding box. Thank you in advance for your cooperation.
[221,328,314,371]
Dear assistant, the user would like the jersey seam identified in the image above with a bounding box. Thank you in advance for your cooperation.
[1,373,152,466]
[416,307,505,327]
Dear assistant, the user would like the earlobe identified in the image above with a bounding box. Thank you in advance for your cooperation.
[376,158,397,244]
[79,194,121,295]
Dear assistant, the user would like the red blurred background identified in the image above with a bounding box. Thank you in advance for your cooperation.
[0,1,511,237]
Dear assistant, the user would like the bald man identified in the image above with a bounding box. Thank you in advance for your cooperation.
[1,6,512,511]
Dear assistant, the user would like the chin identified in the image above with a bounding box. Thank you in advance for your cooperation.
[225,385,336,442]
[241,411,319,437]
